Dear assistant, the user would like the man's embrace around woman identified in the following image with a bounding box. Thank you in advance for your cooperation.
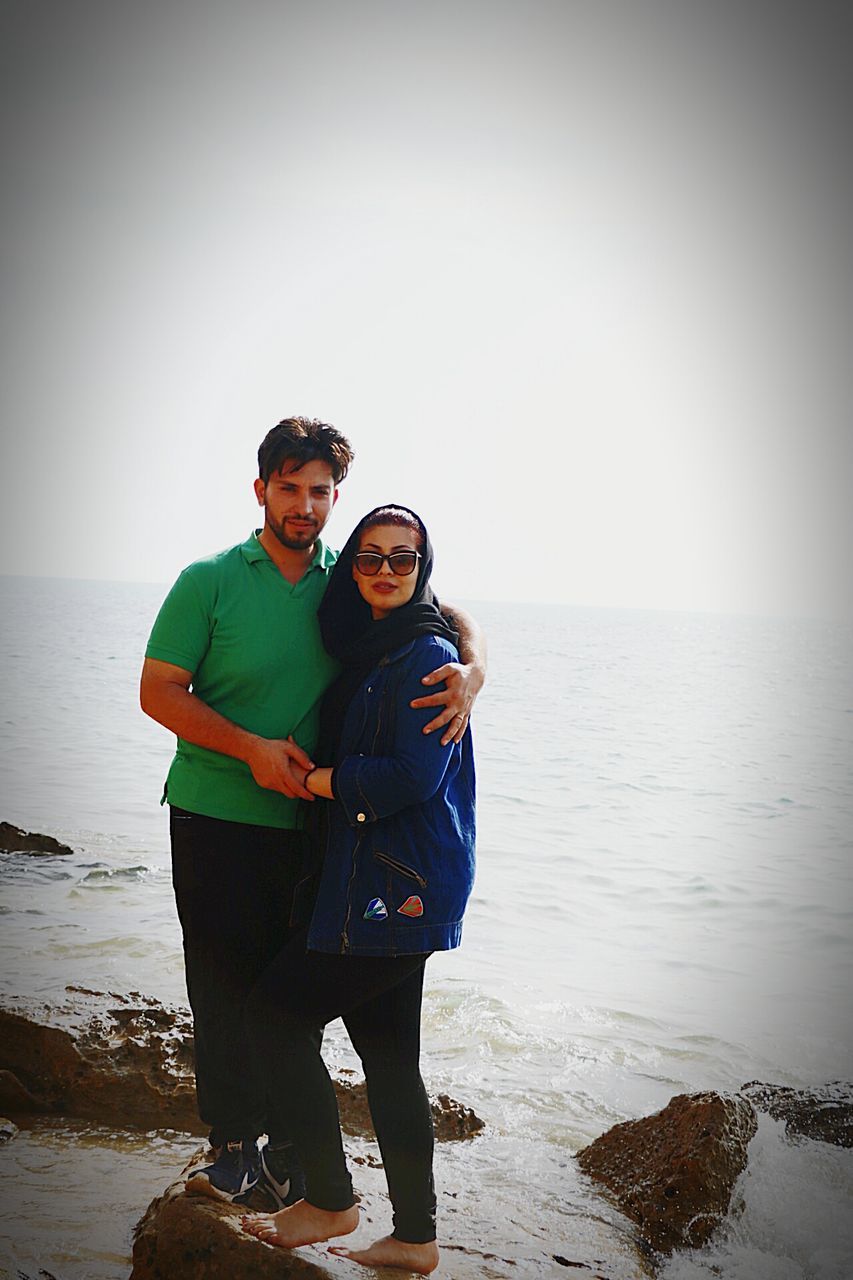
[141,419,483,1274]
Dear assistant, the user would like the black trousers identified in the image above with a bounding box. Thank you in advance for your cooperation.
[246,937,437,1244]
[169,805,307,1148]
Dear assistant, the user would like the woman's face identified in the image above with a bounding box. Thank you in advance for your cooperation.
[353,523,421,619]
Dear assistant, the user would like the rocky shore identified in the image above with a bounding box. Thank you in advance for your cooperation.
[2,987,851,1279]
[0,989,484,1144]
[4,826,852,1278]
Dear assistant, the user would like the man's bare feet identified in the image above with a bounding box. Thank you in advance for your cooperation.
[241,1199,359,1249]
[329,1233,440,1274]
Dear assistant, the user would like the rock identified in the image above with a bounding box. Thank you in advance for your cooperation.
[431,1091,486,1140]
[0,992,200,1132]
[131,1161,332,1279]
[0,1068,42,1112]
[576,1091,757,1255]
[334,1075,484,1142]
[0,1116,18,1142]
[0,820,74,856]
[741,1080,853,1147]
[0,990,484,1141]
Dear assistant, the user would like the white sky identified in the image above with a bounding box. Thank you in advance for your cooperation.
[2,0,851,617]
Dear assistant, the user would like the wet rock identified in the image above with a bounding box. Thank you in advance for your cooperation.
[0,820,74,856]
[432,1091,485,1140]
[0,990,484,1141]
[0,1116,18,1142]
[0,991,200,1133]
[334,1075,484,1142]
[0,1067,42,1112]
[576,1091,757,1255]
[131,1161,332,1278]
[741,1080,853,1147]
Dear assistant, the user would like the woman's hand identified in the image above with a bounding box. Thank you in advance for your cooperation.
[283,739,335,799]
[410,661,485,745]
[303,765,336,799]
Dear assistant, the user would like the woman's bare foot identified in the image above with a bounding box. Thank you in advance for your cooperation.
[329,1234,440,1274]
[241,1199,359,1248]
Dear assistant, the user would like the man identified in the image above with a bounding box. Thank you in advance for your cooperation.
[140,417,485,1205]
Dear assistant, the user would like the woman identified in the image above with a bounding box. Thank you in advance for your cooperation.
[241,505,476,1275]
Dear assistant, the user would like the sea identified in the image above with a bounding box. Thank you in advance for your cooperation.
[1,574,852,1279]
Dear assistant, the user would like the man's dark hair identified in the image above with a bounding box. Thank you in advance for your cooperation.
[258,417,354,485]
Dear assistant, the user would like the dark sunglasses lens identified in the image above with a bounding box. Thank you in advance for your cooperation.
[389,552,418,575]
[355,553,382,575]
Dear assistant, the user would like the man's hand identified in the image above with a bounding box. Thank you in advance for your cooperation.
[246,737,315,800]
[410,661,485,745]
[140,657,317,798]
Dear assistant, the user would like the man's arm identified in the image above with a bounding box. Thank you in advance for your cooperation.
[409,601,487,745]
[140,658,315,800]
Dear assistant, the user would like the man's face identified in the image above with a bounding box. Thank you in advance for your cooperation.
[254,459,338,551]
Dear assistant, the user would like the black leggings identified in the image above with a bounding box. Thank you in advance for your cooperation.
[246,937,436,1244]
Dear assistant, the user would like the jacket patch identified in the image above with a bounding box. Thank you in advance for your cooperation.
[397,895,424,918]
[363,897,388,921]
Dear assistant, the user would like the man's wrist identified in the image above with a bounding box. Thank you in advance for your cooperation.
[467,660,486,691]
[240,732,265,767]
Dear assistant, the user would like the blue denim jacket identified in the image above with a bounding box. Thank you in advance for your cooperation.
[306,634,476,956]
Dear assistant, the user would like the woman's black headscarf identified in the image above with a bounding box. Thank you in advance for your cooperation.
[315,506,458,758]
[319,505,458,667]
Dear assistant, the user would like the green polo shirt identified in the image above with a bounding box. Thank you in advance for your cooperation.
[145,532,340,828]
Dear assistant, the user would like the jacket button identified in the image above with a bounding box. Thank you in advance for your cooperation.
[357,812,366,823]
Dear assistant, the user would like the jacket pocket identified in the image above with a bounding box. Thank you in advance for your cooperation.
[374,851,427,887]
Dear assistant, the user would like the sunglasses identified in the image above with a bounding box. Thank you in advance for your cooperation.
[353,550,421,577]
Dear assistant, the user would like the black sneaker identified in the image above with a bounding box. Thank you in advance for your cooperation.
[258,1140,306,1209]
[185,1138,261,1202]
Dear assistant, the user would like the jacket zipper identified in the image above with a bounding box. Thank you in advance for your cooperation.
[341,833,361,953]
[374,851,427,887]
[370,666,387,753]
